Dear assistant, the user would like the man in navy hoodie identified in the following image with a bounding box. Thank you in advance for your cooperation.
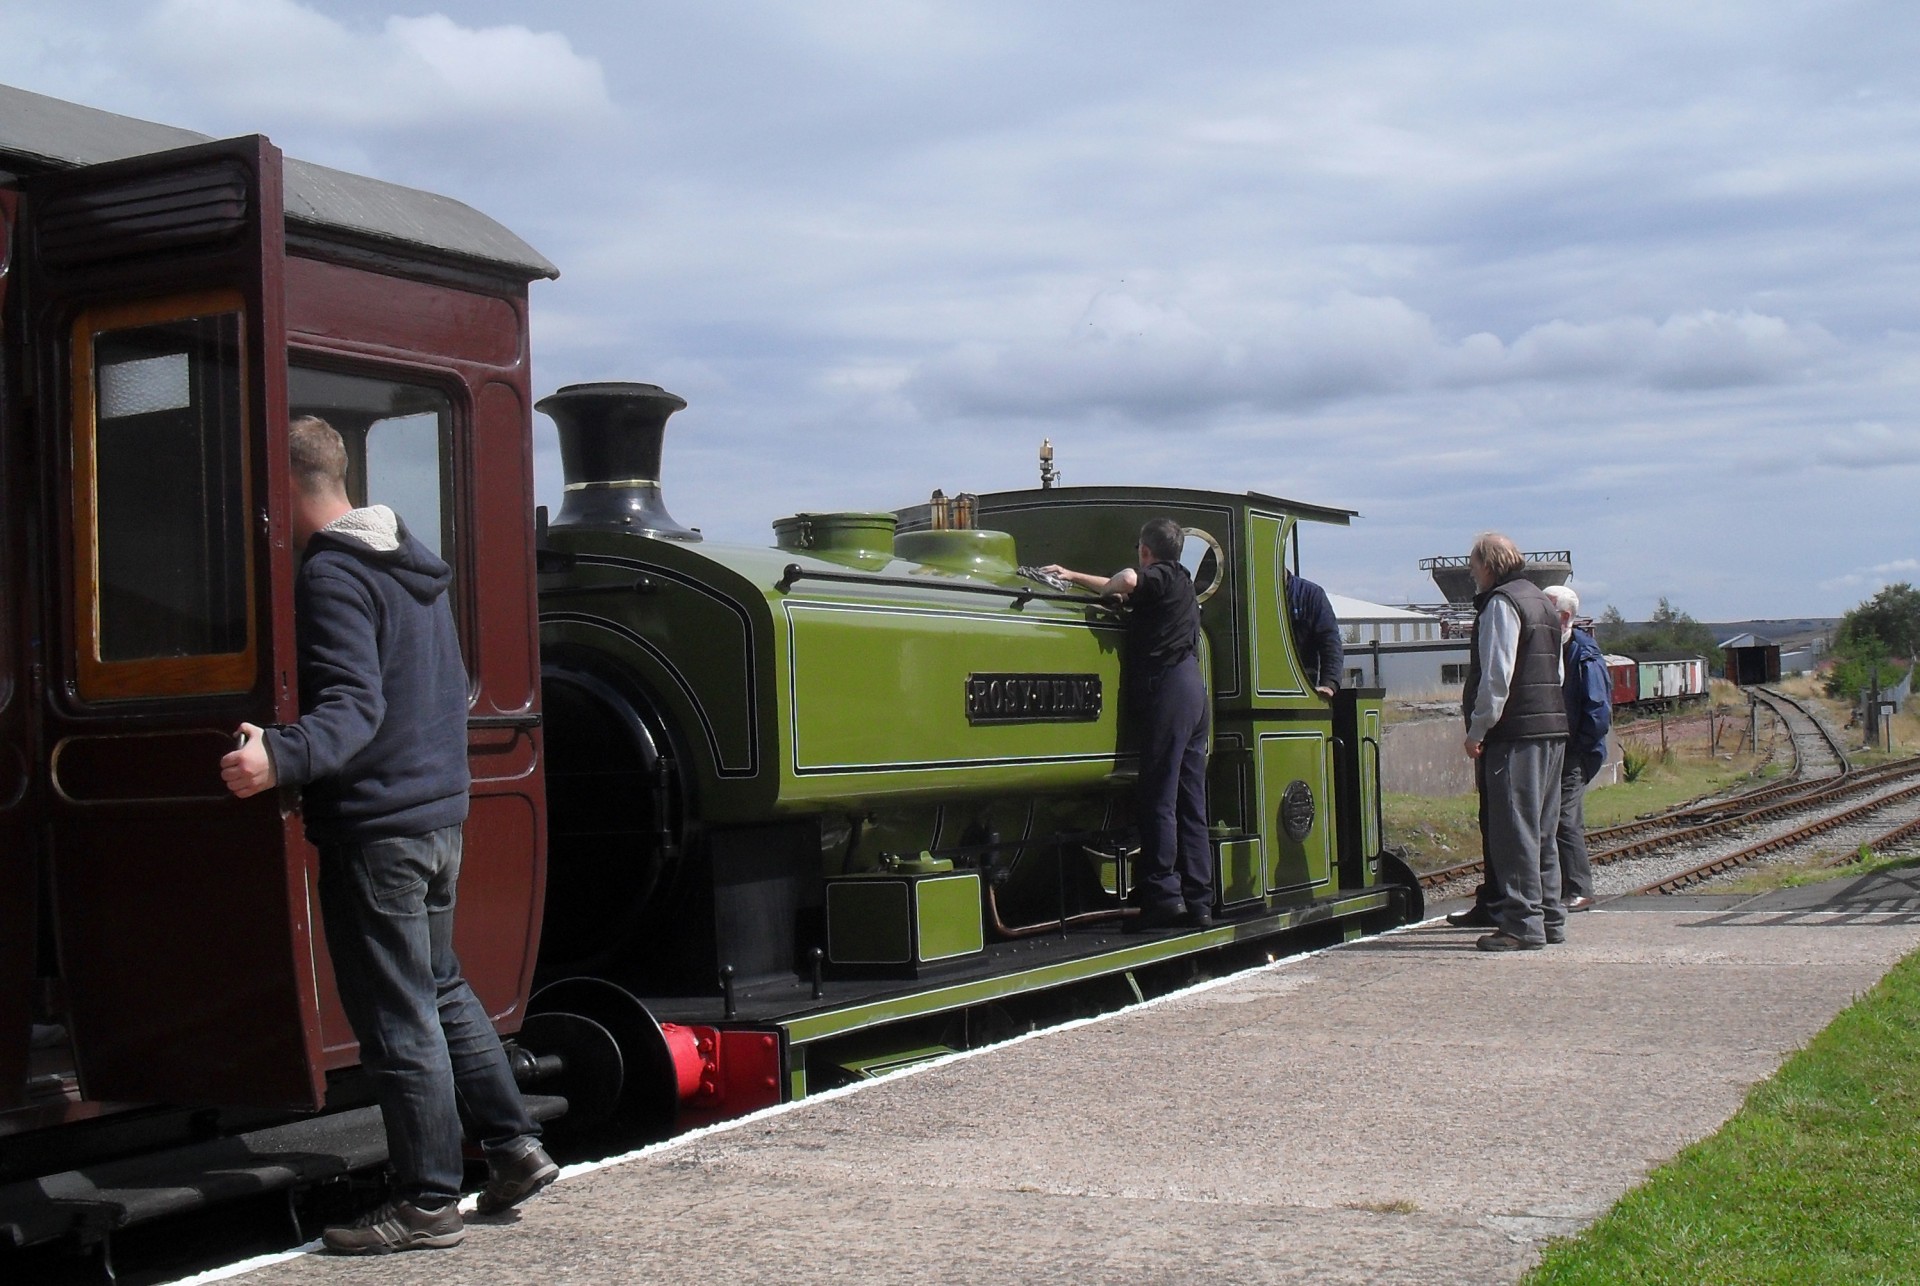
[221,417,554,1253]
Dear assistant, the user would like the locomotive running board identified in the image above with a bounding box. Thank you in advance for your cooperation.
[779,886,1399,1051]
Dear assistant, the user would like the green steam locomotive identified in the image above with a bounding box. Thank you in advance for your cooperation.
[524,381,1421,1128]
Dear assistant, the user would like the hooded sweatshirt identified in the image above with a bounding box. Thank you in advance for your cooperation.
[263,505,471,844]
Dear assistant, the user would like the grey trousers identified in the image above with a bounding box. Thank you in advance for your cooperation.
[1556,756,1594,900]
[1482,738,1566,944]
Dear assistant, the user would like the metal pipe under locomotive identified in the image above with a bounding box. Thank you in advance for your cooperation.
[0,84,1418,1253]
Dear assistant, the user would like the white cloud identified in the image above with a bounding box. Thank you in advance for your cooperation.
[1820,558,1920,595]
[133,0,612,131]
[1817,422,1920,470]
[905,292,1834,421]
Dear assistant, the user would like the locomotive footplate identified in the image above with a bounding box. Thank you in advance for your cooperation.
[643,881,1409,1098]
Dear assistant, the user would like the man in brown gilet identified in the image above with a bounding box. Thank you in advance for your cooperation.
[1460,533,1570,950]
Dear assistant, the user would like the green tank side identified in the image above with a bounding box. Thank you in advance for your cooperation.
[538,525,1139,822]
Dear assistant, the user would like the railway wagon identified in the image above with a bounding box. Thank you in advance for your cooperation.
[1603,652,1710,713]
[1605,654,1638,708]
[0,86,1418,1261]
[1632,652,1710,705]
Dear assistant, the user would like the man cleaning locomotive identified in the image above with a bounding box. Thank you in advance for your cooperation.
[219,417,557,1253]
[1040,518,1213,929]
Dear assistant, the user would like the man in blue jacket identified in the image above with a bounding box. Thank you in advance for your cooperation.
[1544,586,1612,912]
[1285,567,1344,698]
[221,417,555,1253]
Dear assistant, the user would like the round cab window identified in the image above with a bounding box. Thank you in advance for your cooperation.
[1179,527,1223,604]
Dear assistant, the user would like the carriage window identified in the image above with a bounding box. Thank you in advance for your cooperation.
[289,367,454,560]
[72,294,254,699]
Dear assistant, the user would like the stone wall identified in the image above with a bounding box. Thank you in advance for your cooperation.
[1380,716,1619,798]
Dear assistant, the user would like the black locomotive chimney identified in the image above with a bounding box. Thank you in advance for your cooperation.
[537,381,701,540]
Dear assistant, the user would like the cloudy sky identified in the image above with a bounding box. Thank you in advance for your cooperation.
[6,1,1916,619]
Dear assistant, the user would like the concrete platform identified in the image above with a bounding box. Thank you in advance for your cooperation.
[218,874,1920,1286]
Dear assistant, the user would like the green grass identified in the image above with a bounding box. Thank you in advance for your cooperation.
[1387,753,1779,873]
[1717,848,1920,897]
[1526,946,1920,1285]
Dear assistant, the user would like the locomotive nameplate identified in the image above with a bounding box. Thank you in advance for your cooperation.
[965,673,1102,724]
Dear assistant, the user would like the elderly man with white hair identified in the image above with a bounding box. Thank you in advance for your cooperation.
[1457,533,1569,950]
[1543,584,1613,913]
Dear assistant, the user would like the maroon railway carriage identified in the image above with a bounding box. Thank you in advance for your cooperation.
[0,84,552,1192]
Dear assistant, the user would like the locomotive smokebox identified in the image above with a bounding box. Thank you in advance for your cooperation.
[539,381,701,540]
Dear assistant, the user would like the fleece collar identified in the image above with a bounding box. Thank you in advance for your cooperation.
[320,504,400,553]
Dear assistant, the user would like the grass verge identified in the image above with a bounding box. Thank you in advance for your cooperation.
[1526,943,1920,1285]
[1716,848,1920,897]
[1387,748,1774,873]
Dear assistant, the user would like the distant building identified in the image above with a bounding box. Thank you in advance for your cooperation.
[1418,550,1572,605]
[1719,633,1781,686]
[1717,627,1827,677]
[1329,594,1471,698]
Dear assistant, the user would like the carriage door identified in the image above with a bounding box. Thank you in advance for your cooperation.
[25,138,325,1107]
[0,188,34,1108]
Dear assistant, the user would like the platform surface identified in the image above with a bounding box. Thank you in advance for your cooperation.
[227,873,1920,1286]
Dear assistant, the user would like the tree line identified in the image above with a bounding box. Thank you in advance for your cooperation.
[1826,582,1918,700]
[1593,598,1724,670]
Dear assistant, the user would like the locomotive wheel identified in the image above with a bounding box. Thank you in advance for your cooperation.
[528,977,683,1137]
[1375,848,1426,924]
[516,1010,623,1143]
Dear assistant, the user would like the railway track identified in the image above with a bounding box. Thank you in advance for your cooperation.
[1418,686,1890,902]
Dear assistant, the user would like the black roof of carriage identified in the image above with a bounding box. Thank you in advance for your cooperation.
[0,83,558,282]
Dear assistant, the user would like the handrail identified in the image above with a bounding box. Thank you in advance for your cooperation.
[776,563,1116,612]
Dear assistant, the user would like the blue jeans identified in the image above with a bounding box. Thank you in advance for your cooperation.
[319,825,538,1203]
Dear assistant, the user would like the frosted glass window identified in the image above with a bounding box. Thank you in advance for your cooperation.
[99,352,190,419]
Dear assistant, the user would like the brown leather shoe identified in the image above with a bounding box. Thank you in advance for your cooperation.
[1446,904,1495,928]
[322,1199,464,1254]
[1566,895,1595,913]
[1476,931,1544,952]
[476,1139,559,1215]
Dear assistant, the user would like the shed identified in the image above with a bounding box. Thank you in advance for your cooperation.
[1719,633,1782,687]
